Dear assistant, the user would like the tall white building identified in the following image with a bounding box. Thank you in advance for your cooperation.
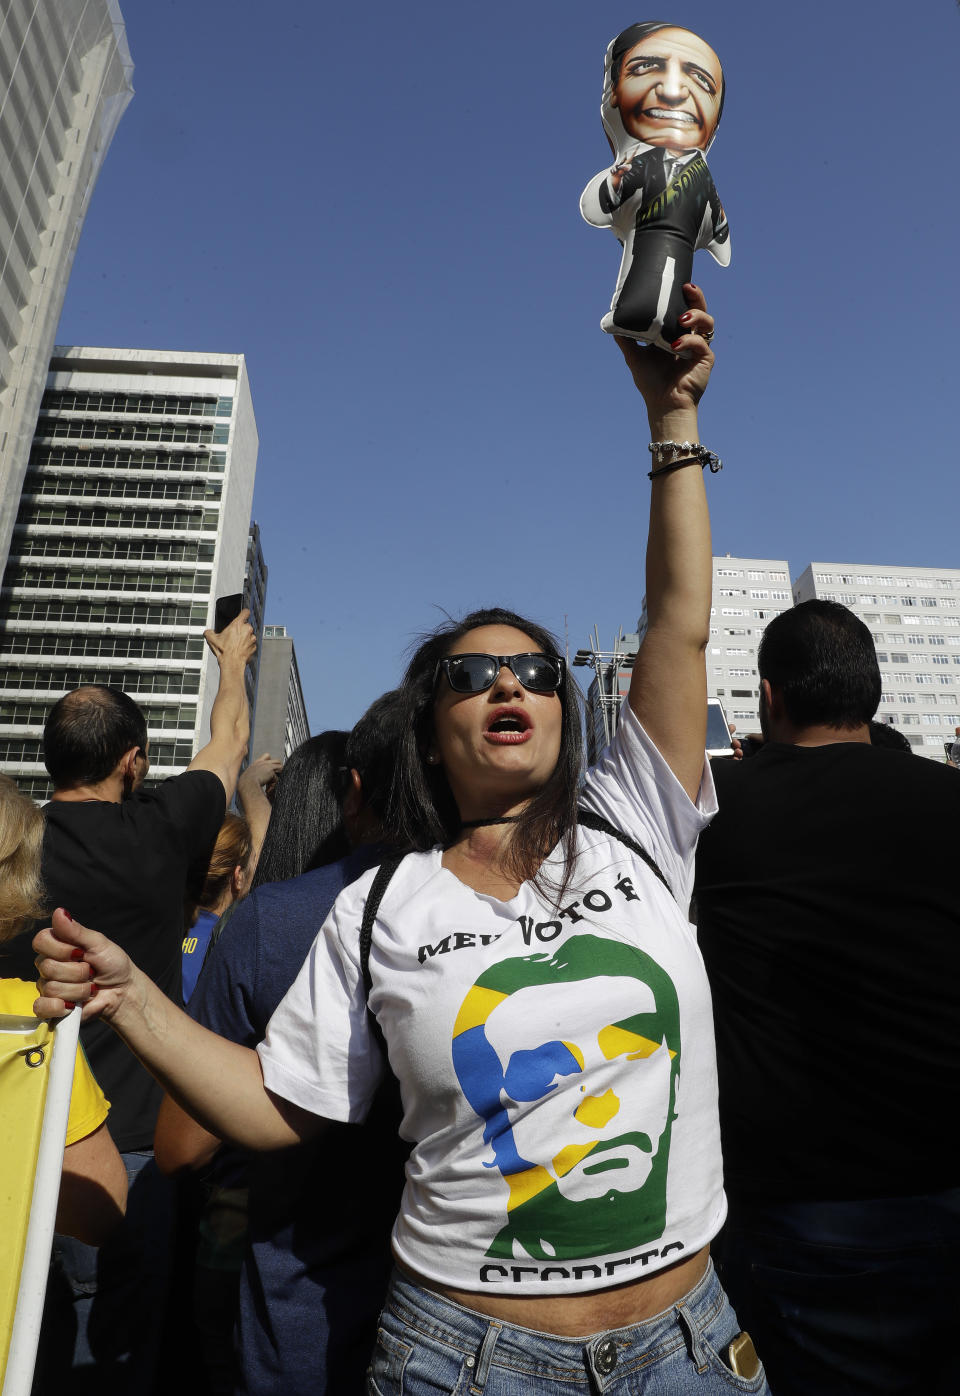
[0,348,259,798]
[577,556,794,761]
[795,562,960,759]
[0,0,134,571]
[708,555,793,733]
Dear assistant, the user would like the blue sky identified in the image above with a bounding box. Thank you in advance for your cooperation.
[56,0,960,733]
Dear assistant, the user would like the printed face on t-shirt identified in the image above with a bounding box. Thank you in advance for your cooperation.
[451,934,681,1262]
[484,977,673,1202]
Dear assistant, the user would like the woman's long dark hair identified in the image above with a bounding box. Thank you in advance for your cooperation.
[391,608,584,901]
[250,731,351,889]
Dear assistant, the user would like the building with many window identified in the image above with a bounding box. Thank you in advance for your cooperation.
[707,555,793,734]
[577,556,960,764]
[0,0,134,573]
[795,562,960,759]
[251,625,309,761]
[576,557,793,762]
[0,347,259,798]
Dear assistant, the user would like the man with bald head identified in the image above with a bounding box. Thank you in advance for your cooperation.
[12,612,256,1390]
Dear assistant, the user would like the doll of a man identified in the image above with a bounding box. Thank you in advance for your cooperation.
[580,22,730,351]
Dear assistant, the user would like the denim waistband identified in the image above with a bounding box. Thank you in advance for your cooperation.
[384,1259,726,1383]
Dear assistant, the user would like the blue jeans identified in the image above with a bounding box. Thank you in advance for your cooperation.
[368,1260,770,1394]
[39,1151,177,1395]
[714,1189,960,1395]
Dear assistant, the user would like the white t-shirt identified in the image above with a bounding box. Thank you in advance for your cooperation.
[259,704,724,1295]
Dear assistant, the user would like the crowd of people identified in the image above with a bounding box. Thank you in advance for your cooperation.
[2,288,958,1396]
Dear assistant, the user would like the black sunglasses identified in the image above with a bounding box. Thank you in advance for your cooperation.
[434,652,565,695]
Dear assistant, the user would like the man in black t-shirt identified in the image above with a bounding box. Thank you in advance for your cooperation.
[695,600,960,1396]
[20,611,257,1393]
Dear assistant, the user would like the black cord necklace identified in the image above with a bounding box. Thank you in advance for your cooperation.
[459,815,521,830]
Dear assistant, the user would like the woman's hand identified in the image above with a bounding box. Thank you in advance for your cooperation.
[615,283,715,428]
[237,752,282,803]
[34,908,137,1024]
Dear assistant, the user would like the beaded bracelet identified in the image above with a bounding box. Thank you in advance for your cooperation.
[648,440,723,478]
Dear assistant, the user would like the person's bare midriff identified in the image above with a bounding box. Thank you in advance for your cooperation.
[407,1244,710,1337]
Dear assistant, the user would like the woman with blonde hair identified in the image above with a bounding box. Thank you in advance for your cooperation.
[0,774,126,1244]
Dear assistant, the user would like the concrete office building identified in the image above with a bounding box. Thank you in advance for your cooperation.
[0,347,259,798]
[0,0,133,572]
[576,555,793,762]
[795,562,960,759]
[251,625,309,761]
[707,555,793,734]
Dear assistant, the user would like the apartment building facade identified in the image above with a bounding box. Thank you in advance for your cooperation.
[0,0,133,570]
[708,555,793,735]
[795,562,960,759]
[0,347,259,798]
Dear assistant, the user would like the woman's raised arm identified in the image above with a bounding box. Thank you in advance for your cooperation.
[34,908,322,1153]
[618,283,715,801]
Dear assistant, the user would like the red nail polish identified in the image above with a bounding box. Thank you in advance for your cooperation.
[71,948,85,962]
[62,909,73,921]
[89,984,99,998]
[63,1001,76,1010]
[678,312,692,323]
[671,338,684,350]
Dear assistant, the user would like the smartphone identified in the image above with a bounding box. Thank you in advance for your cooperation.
[214,593,244,632]
[726,1332,761,1380]
[706,696,734,757]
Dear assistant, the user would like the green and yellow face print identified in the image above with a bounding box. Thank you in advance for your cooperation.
[451,935,681,1262]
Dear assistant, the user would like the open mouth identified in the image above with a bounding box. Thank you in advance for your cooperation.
[484,708,532,744]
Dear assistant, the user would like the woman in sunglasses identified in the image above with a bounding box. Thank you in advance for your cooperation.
[34,285,765,1392]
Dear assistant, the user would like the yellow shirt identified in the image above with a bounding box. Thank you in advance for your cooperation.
[0,978,109,1143]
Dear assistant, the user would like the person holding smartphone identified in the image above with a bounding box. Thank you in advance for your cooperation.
[3,608,257,1391]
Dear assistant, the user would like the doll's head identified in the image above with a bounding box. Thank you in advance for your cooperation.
[602,22,725,159]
